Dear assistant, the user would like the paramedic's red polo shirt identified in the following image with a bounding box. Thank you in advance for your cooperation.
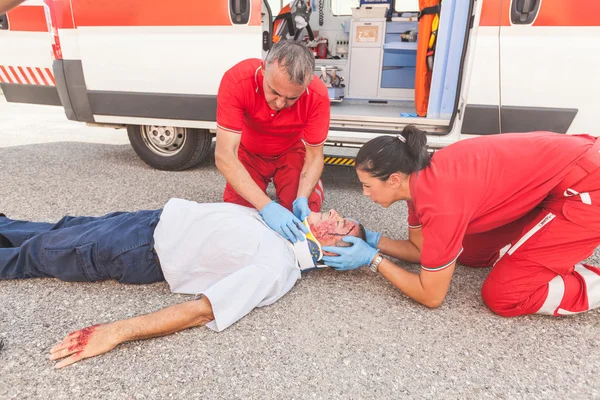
[406,132,595,272]
[217,58,330,157]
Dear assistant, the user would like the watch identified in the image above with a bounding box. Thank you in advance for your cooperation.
[369,253,384,273]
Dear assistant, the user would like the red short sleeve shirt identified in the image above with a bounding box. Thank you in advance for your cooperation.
[408,132,595,272]
[216,59,330,157]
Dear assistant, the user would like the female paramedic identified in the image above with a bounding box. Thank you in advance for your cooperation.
[321,125,600,317]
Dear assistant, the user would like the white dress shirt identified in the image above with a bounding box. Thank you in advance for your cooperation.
[153,199,301,331]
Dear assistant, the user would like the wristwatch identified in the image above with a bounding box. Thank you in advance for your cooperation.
[369,253,384,273]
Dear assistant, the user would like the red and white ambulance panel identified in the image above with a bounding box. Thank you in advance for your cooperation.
[461,0,600,135]
[1,0,599,171]
[0,0,58,105]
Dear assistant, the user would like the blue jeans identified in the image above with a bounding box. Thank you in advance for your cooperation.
[0,210,164,284]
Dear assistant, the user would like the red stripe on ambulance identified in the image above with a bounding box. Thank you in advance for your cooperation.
[480,0,600,27]
[0,66,56,86]
[17,66,32,84]
[66,0,261,28]
[6,5,48,31]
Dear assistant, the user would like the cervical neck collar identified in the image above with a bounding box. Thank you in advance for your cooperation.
[293,219,326,271]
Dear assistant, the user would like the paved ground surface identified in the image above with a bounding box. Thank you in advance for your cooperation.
[1,97,599,400]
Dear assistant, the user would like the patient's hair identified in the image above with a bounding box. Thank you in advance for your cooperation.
[335,223,367,247]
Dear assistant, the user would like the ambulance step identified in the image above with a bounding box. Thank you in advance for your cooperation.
[324,156,355,166]
[324,145,358,167]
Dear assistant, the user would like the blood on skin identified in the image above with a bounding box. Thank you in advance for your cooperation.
[67,324,100,353]
[309,219,359,246]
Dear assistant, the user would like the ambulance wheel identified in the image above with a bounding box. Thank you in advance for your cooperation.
[127,125,213,171]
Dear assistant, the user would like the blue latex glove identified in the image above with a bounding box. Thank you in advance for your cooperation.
[321,236,379,271]
[292,196,311,221]
[347,218,381,248]
[365,229,381,249]
[260,201,308,243]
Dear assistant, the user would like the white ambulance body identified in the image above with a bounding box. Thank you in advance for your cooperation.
[1,0,599,170]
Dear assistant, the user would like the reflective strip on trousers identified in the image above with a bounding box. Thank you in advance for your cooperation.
[537,275,565,315]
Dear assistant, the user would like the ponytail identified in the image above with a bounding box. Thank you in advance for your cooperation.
[356,125,430,180]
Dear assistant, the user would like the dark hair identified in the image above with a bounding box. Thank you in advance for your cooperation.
[335,223,367,247]
[355,125,431,180]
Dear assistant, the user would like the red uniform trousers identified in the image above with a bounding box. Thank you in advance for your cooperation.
[223,140,324,213]
[458,144,600,317]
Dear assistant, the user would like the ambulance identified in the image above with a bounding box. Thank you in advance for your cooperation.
[1,0,599,170]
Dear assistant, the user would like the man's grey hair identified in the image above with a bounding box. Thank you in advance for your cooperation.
[265,40,315,86]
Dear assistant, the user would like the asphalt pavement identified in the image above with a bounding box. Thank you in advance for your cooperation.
[1,97,599,400]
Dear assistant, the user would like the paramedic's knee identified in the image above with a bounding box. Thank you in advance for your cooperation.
[481,272,533,318]
[481,277,512,317]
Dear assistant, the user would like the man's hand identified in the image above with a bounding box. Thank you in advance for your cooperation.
[292,196,311,221]
[322,236,378,271]
[260,201,308,243]
[49,324,121,369]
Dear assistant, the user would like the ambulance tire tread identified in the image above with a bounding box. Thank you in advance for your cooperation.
[127,125,213,171]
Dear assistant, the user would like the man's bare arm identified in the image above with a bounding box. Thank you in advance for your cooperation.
[296,144,324,199]
[214,128,272,210]
[49,296,215,369]
[0,0,24,15]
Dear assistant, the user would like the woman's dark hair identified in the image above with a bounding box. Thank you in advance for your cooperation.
[355,125,431,180]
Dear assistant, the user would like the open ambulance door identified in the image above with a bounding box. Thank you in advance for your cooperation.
[498,0,600,134]
[0,0,59,106]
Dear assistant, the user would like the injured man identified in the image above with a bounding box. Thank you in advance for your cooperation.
[0,199,365,368]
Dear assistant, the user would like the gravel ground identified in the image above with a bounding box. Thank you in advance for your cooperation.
[1,97,599,400]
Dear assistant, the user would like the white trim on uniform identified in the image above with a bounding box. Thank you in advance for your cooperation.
[574,263,600,311]
[507,212,556,256]
[536,274,565,315]
[254,66,261,93]
[408,224,422,229]
[306,138,327,147]
[580,192,592,205]
[216,124,243,134]
[421,249,463,272]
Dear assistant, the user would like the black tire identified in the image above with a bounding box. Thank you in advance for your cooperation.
[127,125,213,171]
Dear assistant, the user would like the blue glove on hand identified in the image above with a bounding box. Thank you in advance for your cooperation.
[365,229,381,249]
[292,196,311,221]
[260,201,308,243]
[321,236,379,271]
[347,218,381,248]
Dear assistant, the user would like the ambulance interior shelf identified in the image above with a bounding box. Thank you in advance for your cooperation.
[347,17,418,101]
[316,61,346,102]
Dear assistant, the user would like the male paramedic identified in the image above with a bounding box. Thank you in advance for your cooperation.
[0,200,365,368]
[215,40,330,244]
[322,126,600,318]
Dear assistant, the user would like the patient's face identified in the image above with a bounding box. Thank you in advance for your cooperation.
[306,209,360,247]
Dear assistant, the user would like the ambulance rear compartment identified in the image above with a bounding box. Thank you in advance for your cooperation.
[278,0,474,143]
